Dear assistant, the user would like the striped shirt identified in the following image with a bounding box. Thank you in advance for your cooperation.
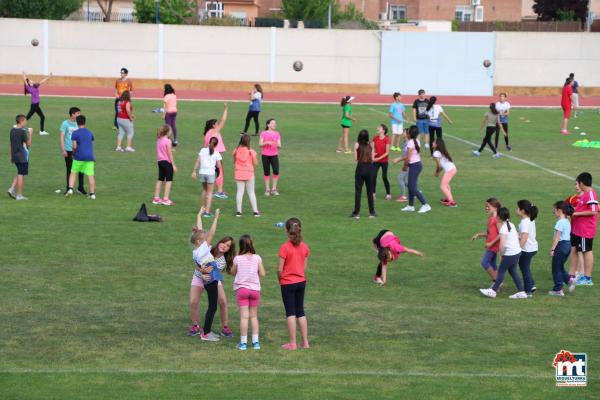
[233,254,262,291]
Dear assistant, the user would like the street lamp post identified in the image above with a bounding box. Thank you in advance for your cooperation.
[155,0,159,24]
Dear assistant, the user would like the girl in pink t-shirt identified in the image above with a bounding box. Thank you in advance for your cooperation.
[372,230,423,286]
[259,119,282,196]
[162,84,178,146]
[231,234,266,350]
[153,125,177,206]
[233,134,259,217]
[203,103,229,198]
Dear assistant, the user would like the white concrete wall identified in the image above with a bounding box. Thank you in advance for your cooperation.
[495,32,600,87]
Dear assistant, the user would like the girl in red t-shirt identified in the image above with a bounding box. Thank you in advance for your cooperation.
[278,218,311,350]
[373,124,392,200]
[561,78,574,135]
[471,198,502,285]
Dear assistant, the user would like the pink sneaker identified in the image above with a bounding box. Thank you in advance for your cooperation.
[561,129,570,135]
[162,198,174,206]
[384,194,392,200]
[152,197,162,205]
[396,195,408,202]
[301,342,310,349]
[281,343,297,350]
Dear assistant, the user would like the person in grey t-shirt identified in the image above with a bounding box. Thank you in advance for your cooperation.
[8,114,33,200]
[473,103,506,158]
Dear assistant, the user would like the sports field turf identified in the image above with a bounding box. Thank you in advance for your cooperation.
[0,95,598,399]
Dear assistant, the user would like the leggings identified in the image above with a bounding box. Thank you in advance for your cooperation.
[65,151,84,191]
[495,123,509,149]
[261,155,279,176]
[114,98,120,129]
[478,127,498,154]
[353,163,375,215]
[492,253,524,292]
[26,103,45,131]
[281,281,306,318]
[408,161,427,206]
[551,240,572,291]
[397,169,408,196]
[202,281,219,333]
[244,111,260,134]
[236,176,258,213]
[165,112,178,143]
[117,118,134,140]
[428,125,442,153]
[518,250,537,294]
[373,162,390,195]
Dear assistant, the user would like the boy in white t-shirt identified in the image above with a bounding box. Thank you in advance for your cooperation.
[192,137,223,218]
[388,92,410,151]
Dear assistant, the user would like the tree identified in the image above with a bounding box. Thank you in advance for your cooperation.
[133,0,195,24]
[533,0,589,22]
[0,0,83,20]
[95,0,115,22]
[282,0,338,23]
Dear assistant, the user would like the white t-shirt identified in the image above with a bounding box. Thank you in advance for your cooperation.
[192,242,212,278]
[427,104,443,123]
[252,92,262,101]
[432,150,456,172]
[499,222,521,256]
[518,217,538,253]
[495,101,510,118]
[199,147,222,175]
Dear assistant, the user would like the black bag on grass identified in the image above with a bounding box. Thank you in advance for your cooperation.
[133,203,162,222]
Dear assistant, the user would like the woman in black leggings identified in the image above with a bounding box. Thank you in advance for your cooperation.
[244,84,263,135]
[23,72,52,135]
[350,129,376,219]
[473,103,505,158]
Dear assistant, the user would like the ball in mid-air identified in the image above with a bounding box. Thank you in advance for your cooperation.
[482,59,491,68]
[293,60,303,72]
[31,38,39,47]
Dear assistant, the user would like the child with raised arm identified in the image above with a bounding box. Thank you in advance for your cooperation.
[23,71,51,135]
[372,230,423,286]
[231,235,266,350]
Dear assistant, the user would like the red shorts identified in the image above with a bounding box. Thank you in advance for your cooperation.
[562,106,571,119]
[236,287,261,307]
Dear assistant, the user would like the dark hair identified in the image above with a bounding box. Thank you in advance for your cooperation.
[265,118,275,130]
[499,92,507,98]
[204,119,217,135]
[434,138,452,162]
[569,73,575,78]
[576,172,592,187]
[426,96,437,111]
[517,199,538,221]
[418,89,425,95]
[163,84,175,95]
[554,200,574,217]
[120,90,131,102]
[208,137,219,155]
[254,84,264,99]
[564,77,573,87]
[211,236,235,273]
[285,217,303,246]
[237,133,251,149]
[486,197,502,210]
[489,102,498,114]
[356,129,372,163]
[378,247,391,263]
[379,124,388,135]
[76,115,86,126]
[15,114,26,124]
[341,96,352,106]
[407,125,420,153]
[238,234,256,255]
[68,107,80,116]
[120,67,128,74]
[497,207,512,231]
[393,92,401,100]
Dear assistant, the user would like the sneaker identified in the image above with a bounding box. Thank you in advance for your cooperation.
[15,194,28,201]
[264,191,270,196]
[221,326,234,337]
[152,197,162,205]
[202,212,214,218]
[115,146,124,152]
[344,150,352,154]
[187,324,202,337]
[200,332,220,342]
[374,277,383,285]
[447,201,458,208]
[575,271,582,280]
[349,213,360,219]
[237,342,248,351]
[396,195,407,202]
[7,187,16,199]
[252,341,261,350]
[271,189,279,196]
[440,198,448,204]
[531,286,537,293]
[384,194,392,201]
[548,290,565,297]
[492,153,500,159]
[479,288,497,298]
[253,212,261,217]
[418,204,431,213]
[39,131,49,136]
[64,189,73,198]
[214,192,228,199]
[162,199,174,206]
[509,291,528,299]
[77,188,87,195]
[281,343,297,350]
[560,129,570,135]
[568,277,576,293]
[526,293,534,298]
[336,148,343,153]
[506,145,512,151]
[472,150,481,157]
[575,276,591,286]
[425,143,430,149]
[368,213,377,219]
[401,205,415,212]
[235,212,242,217]
[125,146,136,152]
[89,193,96,200]
[373,274,381,283]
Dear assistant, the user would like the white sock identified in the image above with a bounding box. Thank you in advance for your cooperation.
[240,335,247,344]
[252,334,259,343]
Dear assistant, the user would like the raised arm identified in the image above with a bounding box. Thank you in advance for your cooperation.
[206,208,220,245]
[39,73,52,85]
[215,103,228,131]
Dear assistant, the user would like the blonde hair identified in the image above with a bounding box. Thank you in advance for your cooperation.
[190,228,207,246]
[157,124,173,139]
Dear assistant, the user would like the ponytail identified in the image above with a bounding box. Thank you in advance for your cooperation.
[208,137,218,155]
[554,200,574,217]
[517,199,538,221]
[497,207,511,231]
[285,217,303,246]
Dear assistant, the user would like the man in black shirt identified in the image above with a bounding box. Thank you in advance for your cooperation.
[8,114,33,200]
[412,89,430,149]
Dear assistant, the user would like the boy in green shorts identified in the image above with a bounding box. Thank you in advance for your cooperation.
[65,115,96,200]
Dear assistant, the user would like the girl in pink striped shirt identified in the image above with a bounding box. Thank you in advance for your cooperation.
[231,235,266,350]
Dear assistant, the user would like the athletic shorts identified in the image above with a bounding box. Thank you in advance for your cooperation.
[480,250,497,270]
[191,274,223,287]
[236,287,261,307]
[562,106,571,119]
[571,234,593,253]
[392,123,404,135]
[71,160,94,176]
[572,93,580,108]
[199,174,216,184]
[157,160,173,182]
[416,119,429,134]
[15,162,29,176]
[341,124,351,129]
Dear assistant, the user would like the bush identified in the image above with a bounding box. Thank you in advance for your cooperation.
[254,17,284,28]
[200,16,243,26]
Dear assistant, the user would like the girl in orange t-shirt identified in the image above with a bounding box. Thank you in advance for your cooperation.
[278,218,311,350]
[233,134,259,217]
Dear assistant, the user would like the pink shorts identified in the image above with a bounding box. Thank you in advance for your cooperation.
[191,275,223,288]
[236,287,261,307]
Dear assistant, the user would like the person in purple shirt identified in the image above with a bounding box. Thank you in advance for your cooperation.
[22,71,52,136]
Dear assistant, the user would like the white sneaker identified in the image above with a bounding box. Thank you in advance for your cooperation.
[89,194,96,200]
[492,153,500,159]
[64,189,73,198]
[509,291,528,299]
[472,150,481,157]
[7,187,16,199]
[115,147,124,152]
[479,288,496,298]
[125,147,136,152]
[401,205,415,212]
[425,143,430,149]
[39,131,49,136]
[200,332,220,342]
[418,204,431,213]
[568,277,576,293]
[15,194,28,200]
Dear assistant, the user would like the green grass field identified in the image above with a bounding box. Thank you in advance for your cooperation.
[0,95,599,399]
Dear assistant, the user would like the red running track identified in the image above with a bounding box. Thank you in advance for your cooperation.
[1,84,599,107]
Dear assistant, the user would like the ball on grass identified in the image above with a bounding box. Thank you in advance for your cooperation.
[293,61,303,72]
[482,59,491,68]
[31,38,39,47]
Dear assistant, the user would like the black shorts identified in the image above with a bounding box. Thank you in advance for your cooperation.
[281,281,306,318]
[15,162,29,176]
[571,234,593,253]
[261,155,279,176]
[157,160,173,182]
[341,124,351,129]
